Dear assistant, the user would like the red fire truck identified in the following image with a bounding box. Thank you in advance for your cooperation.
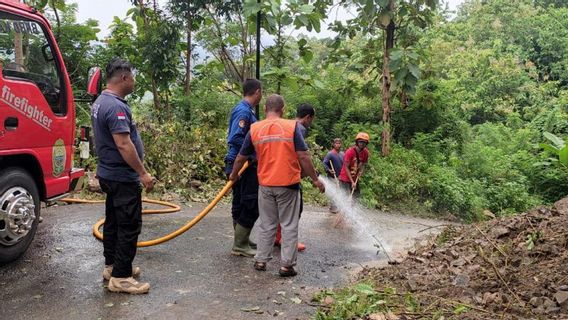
[0,0,100,264]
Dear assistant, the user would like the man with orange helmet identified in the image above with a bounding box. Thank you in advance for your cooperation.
[338,132,370,198]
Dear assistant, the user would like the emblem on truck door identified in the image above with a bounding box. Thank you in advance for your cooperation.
[52,138,66,177]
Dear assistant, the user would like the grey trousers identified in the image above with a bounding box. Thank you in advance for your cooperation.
[255,185,301,268]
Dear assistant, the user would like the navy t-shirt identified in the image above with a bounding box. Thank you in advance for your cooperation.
[225,100,257,163]
[91,91,144,183]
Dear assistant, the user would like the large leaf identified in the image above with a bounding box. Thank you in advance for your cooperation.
[394,69,408,83]
[540,143,560,154]
[560,147,568,165]
[408,64,421,78]
[299,4,314,14]
[543,132,565,149]
[389,49,403,60]
[310,14,321,33]
[283,77,299,91]
[389,58,402,71]
[243,0,262,18]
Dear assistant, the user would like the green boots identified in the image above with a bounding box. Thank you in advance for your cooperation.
[231,224,256,257]
[233,222,257,249]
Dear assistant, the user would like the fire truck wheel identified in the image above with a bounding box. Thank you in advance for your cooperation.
[0,168,40,265]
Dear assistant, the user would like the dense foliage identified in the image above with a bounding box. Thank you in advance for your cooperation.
[34,0,568,221]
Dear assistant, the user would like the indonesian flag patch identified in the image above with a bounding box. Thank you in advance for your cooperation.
[117,112,126,120]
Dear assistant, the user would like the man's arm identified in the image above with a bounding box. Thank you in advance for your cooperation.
[356,162,366,180]
[229,154,248,181]
[112,133,153,192]
[297,151,325,193]
[229,132,254,181]
[322,153,332,174]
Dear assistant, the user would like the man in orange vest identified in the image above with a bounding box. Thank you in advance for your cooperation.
[229,94,325,277]
[274,103,315,251]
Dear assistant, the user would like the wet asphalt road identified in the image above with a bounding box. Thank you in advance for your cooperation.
[0,200,442,320]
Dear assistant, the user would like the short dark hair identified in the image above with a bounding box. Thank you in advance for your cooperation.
[332,138,342,144]
[243,78,261,97]
[105,57,133,80]
[296,103,315,118]
[265,94,285,112]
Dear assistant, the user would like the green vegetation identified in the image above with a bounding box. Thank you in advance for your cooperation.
[313,282,472,319]
[31,0,568,221]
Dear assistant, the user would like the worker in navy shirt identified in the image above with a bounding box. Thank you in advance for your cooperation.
[91,58,153,294]
[225,79,262,257]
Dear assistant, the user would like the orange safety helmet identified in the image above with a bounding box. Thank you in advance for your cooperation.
[355,132,370,143]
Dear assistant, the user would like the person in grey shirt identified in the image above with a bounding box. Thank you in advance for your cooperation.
[91,58,154,294]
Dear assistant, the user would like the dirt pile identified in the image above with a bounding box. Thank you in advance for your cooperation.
[360,198,568,319]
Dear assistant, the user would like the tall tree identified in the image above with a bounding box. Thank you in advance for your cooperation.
[168,0,207,96]
[331,0,439,156]
[128,0,181,117]
[243,0,330,94]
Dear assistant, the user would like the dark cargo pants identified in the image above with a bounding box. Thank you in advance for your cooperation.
[99,178,142,278]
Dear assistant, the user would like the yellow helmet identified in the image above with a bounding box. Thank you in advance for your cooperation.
[355,132,370,143]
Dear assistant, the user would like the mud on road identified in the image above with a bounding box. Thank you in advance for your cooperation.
[0,201,442,320]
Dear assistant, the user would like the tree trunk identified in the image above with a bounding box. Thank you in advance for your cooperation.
[381,21,395,157]
[276,22,283,95]
[51,0,61,40]
[151,78,161,115]
[138,0,161,111]
[14,33,23,66]
[184,12,192,96]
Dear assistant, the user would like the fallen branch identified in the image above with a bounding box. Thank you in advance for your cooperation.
[478,246,524,308]
[306,302,330,309]
[474,225,508,261]
[418,224,455,233]
[417,292,495,316]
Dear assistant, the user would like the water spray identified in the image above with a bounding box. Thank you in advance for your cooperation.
[321,177,393,261]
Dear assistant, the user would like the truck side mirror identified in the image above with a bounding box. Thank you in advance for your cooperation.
[87,67,102,101]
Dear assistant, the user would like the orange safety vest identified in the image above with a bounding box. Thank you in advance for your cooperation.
[250,118,301,186]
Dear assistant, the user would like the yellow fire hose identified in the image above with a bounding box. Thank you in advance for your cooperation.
[61,162,249,247]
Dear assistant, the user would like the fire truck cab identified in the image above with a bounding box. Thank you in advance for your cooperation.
[0,0,90,264]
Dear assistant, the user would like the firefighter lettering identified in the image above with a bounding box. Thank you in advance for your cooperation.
[1,84,53,131]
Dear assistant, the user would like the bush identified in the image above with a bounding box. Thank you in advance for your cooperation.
[360,145,428,208]
[138,120,226,197]
[424,165,486,221]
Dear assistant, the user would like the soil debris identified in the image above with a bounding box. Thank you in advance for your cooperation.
[359,202,568,319]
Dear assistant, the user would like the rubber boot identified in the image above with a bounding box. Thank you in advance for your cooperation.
[274,225,282,246]
[231,224,256,257]
[249,238,257,250]
[234,221,256,249]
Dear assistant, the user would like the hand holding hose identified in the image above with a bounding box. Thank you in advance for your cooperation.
[140,172,154,193]
[312,178,325,193]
